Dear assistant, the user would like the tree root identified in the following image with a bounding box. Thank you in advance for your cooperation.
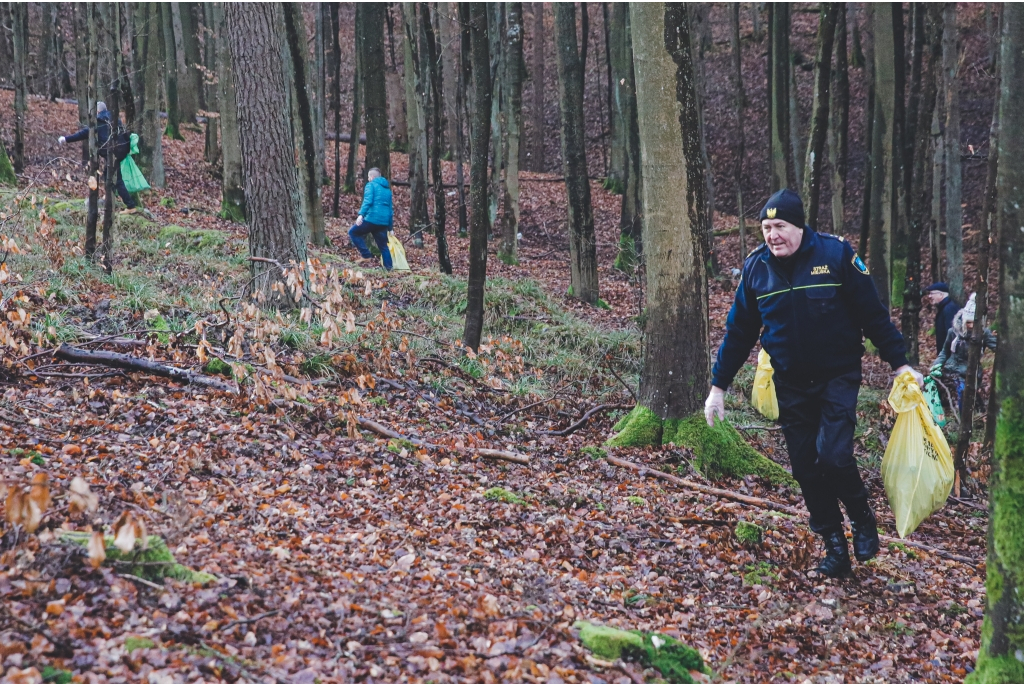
[539,404,632,436]
[605,455,981,566]
[356,416,529,466]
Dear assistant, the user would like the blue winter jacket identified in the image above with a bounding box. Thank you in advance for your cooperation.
[65,110,113,147]
[358,176,393,228]
[711,228,909,389]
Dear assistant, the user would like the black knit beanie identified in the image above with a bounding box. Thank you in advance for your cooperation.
[759,189,806,229]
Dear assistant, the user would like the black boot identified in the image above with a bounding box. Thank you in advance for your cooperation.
[814,530,852,578]
[849,507,880,562]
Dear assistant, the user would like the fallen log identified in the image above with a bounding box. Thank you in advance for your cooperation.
[53,344,238,394]
[357,416,529,466]
[605,455,980,566]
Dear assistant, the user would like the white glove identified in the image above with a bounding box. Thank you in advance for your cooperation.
[355,215,364,226]
[58,136,66,145]
[704,386,726,427]
[895,364,924,389]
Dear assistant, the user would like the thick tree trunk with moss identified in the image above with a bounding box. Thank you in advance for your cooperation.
[215,3,243,222]
[361,4,391,179]
[555,2,600,305]
[970,7,1024,681]
[0,140,15,186]
[226,2,307,307]
[497,3,524,266]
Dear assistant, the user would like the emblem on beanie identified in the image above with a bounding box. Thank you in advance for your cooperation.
[852,254,869,275]
[766,207,777,219]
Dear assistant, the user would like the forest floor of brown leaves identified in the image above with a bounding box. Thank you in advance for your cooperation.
[0,96,989,684]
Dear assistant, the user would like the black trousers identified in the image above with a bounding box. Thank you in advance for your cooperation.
[774,368,870,535]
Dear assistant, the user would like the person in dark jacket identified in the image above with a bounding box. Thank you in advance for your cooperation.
[930,294,997,414]
[924,282,960,355]
[348,168,393,270]
[705,189,923,578]
[58,102,136,210]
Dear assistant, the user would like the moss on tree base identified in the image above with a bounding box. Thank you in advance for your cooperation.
[606,406,795,486]
[576,621,707,683]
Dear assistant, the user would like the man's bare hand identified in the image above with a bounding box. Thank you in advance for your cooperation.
[894,364,924,389]
[355,215,364,226]
[704,386,726,427]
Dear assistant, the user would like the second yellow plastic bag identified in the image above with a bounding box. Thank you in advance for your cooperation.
[751,348,779,421]
[881,371,954,538]
[385,232,411,271]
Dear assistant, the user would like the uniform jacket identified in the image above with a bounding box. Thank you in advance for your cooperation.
[65,110,113,148]
[712,228,908,389]
[934,296,960,355]
[358,176,393,228]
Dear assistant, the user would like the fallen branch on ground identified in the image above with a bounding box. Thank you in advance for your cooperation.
[605,455,980,566]
[357,417,529,466]
[53,344,238,394]
[540,404,633,436]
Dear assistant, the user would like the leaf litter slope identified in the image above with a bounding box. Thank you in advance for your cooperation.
[0,95,987,684]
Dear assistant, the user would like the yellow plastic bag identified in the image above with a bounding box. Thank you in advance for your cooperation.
[384,232,410,271]
[881,371,954,538]
[751,348,779,421]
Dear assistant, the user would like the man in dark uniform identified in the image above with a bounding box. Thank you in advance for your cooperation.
[923,282,960,355]
[704,189,923,578]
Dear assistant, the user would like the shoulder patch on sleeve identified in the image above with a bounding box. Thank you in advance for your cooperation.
[852,253,870,275]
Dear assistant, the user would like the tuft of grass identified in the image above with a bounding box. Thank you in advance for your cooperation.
[484,487,528,506]
[580,446,607,460]
[734,521,764,546]
[741,561,779,586]
[626,495,647,507]
[299,352,333,377]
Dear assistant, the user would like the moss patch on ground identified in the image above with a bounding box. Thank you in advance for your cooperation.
[159,225,226,253]
[60,532,215,584]
[484,487,528,506]
[735,521,764,545]
[576,621,707,683]
[607,407,795,486]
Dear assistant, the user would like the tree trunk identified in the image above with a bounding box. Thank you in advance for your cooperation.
[385,5,408,152]
[768,3,793,192]
[331,3,342,216]
[74,3,90,136]
[687,3,716,273]
[529,2,545,172]
[215,3,243,222]
[225,2,308,307]
[437,3,459,158]
[203,2,220,167]
[138,3,165,188]
[314,4,328,189]
[282,3,326,246]
[170,2,199,125]
[902,4,943,368]
[161,4,183,140]
[455,3,470,236]
[361,3,391,179]
[730,4,747,254]
[498,1,523,267]
[0,140,15,186]
[614,7,642,273]
[857,4,875,256]
[85,3,100,261]
[612,2,710,443]
[421,1,451,274]
[930,101,944,282]
[850,2,866,67]
[828,2,849,235]
[890,3,908,309]
[975,6,1024,678]
[868,2,898,309]
[41,3,57,101]
[10,2,27,174]
[942,3,964,304]
[463,2,491,352]
[402,2,430,244]
[345,5,363,194]
[607,3,630,194]
[101,2,121,274]
[554,2,599,306]
[487,4,506,239]
[802,3,837,231]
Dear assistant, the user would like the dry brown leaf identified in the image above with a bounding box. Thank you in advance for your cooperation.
[87,530,106,568]
[68,476,99,515]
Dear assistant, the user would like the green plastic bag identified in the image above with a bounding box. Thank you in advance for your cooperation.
[923,376,946,428]
[120,134,150,194]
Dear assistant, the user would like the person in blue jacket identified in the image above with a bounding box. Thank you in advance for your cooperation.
[923,282,960,355]
[704,189,924,578]
[57,101,136,210]
[348,168,393,271]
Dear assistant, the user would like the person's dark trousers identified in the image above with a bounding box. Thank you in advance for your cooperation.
[348,221,393,270]
[774,368,869,535]
[102,162,136,208]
